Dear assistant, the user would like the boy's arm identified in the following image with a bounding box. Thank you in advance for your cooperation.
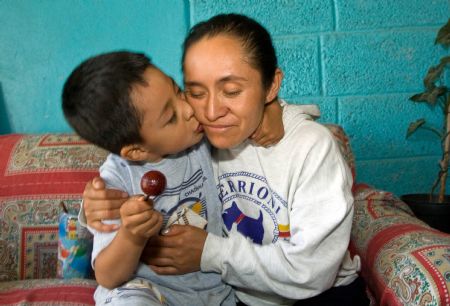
[250,99,284,147]
[94,196,163,289]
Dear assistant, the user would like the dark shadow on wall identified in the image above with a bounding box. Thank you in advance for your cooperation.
[0,83,12,134]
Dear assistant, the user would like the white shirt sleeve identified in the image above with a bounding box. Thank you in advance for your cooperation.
[86,155,130,266]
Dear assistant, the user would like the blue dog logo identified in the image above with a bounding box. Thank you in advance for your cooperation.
[222,202,264,244]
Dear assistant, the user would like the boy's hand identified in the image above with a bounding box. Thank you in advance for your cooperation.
[83,177,128,232]
[120,196,163,246]
[250,100,284,147]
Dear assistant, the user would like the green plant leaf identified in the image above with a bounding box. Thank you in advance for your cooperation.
[406,119,426,138]
[423,65,444,90]
[423,57,450,90]
[410,87,446,105]
[435,18,450,46]
[441,56,450,65]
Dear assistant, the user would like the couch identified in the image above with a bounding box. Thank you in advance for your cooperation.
[1,125,449,305]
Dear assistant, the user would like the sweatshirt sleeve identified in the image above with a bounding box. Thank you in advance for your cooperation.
[201,127,355,299]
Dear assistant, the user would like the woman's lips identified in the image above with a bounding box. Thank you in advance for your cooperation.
[204,124,232,133]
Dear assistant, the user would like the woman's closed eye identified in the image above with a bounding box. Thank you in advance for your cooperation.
[224,90,242,97]
[186,90,205,99]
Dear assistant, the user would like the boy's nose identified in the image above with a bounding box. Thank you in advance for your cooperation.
[183,100,195,120]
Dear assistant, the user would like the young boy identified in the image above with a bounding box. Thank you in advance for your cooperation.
[62,51,235,306]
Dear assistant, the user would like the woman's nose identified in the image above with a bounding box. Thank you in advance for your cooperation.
[205,95,226,121]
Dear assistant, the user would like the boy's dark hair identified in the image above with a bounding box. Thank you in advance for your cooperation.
[62,51,152,154]
[182,13,277,90]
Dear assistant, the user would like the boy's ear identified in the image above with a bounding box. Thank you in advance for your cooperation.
[120,144,148,161]
[265,68,283,105]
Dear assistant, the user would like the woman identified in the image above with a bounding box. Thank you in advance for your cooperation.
[83,14,368,306]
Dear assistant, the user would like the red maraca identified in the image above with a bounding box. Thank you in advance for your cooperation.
[141,170,166,200]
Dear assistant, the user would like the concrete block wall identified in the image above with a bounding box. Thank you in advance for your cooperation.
[190,0,449,196]
[0,0,189,134]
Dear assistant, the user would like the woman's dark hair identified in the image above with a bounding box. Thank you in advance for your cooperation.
[182,13,278,89]
[62,51,151,154]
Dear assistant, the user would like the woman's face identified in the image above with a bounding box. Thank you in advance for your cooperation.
[183,34,271,149]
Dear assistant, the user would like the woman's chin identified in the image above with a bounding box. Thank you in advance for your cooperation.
[207,135,245,149]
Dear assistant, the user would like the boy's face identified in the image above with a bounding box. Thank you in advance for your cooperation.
[131,66,204,162]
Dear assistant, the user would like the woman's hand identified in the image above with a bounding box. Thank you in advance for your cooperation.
[83,177,129,232]
[141,225,208,275]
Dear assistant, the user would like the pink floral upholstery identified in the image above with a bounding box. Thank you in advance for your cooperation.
[350,184,450,306]
[0,134,107,281]
[1,128,449,306]
[0,133,107,305]
[325,124,450,305]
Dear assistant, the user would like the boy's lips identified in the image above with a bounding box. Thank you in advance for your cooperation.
[195,124,204,133]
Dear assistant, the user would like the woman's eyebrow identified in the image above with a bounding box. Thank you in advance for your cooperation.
[218,75,248,83]
[184,80,202,87]
[185,75,248,87]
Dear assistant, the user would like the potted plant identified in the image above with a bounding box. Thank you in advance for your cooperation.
[401,19,450,233]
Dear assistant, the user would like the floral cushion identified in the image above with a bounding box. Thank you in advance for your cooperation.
[0,134,107,281]
[350,184,450,306]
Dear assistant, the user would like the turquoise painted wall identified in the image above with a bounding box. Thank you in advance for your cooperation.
[1,0,449,197]
[0,0,189,133]
[191,0,449,197]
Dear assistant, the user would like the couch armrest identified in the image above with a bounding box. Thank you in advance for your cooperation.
[350,184,450,306]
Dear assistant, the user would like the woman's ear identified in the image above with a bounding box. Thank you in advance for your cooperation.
[120,144,148,161]
[265,68,283,104]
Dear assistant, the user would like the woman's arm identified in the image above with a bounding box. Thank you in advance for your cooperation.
[143,126,355,299]
[142,225,207,274]
[81,177,129,232]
